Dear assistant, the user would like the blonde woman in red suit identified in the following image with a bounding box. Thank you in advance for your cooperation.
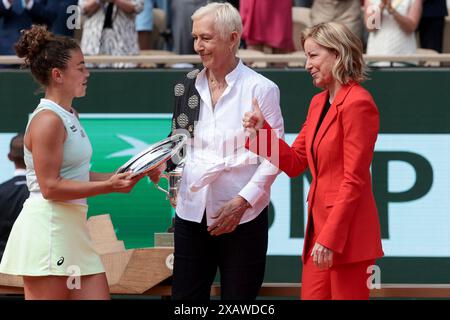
[243,22,384,300]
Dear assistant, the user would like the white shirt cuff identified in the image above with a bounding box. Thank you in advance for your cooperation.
[25,0,33,10]
[239,183,265,208]
[2,0,11,9]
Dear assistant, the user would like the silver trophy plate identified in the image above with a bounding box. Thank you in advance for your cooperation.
[116,133,187,178]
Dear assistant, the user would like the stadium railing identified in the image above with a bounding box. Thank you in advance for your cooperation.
[1,53,450,66]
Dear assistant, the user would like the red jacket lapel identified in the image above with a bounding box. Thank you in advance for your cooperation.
[305,91,328,178]
[312,82,358,155]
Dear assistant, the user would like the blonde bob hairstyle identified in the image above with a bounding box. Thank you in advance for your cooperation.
[301,22,367,84]
[191,2,242,53]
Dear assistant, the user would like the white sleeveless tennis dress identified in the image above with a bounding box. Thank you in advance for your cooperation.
[0,99,105,276]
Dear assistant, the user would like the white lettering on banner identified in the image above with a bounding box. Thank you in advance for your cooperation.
[268,134,450,257]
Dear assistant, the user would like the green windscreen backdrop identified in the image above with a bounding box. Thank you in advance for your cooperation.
[80,115,174,249]
[1,67,449,284]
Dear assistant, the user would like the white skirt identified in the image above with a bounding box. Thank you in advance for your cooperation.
[0,197,105,276]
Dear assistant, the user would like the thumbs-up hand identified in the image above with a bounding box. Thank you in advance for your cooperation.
[243,98,265,138]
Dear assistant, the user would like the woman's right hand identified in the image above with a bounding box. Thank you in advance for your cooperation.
[107,172,140,193]
[82,0,102,16]
[243,98,265,138]
[380,0,392,11]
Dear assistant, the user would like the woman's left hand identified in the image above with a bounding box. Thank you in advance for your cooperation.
[311,242,334,269]
[207,196,250,236]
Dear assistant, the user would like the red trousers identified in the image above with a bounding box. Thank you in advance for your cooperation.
[301,255,376,300]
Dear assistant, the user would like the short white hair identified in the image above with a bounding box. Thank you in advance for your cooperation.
[191,2,242,42]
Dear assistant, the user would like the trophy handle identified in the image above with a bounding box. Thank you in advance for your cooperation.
[154,174,170,196]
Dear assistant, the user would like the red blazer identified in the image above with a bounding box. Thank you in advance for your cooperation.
[249,82,384,265]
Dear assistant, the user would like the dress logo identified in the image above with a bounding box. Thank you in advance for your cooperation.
[57,257,65,266]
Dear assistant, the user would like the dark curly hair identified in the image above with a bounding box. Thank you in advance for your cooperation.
[15,25,80,86]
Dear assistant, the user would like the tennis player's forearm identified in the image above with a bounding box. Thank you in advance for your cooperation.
[90,171,114,182]
[40,178,112,201]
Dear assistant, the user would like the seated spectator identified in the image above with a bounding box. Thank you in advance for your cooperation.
[170,0,207,55]
[0,0,57,58]
[136,0,154,50]
[136,0,168,50]
[365,0,422,66]
[240,0,295,54]
[310,0,363,40]
[418,0,448,53]
[78,0,144,68]
[0,134,29,260]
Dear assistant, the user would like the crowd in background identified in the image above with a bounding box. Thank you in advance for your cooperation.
[0,0,449,68]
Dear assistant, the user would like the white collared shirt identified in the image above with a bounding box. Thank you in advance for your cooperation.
[175,60,284,226]
[13,169,26,177]
[13,169,27,186]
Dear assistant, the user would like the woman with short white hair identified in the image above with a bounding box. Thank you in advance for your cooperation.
[150,2,284,300]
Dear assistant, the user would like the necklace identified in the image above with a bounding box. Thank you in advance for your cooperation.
[208,70,227,91]
[209,77,226,90]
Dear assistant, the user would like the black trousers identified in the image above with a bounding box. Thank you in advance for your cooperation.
[418,17,445,53]
[172,207,268,300]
